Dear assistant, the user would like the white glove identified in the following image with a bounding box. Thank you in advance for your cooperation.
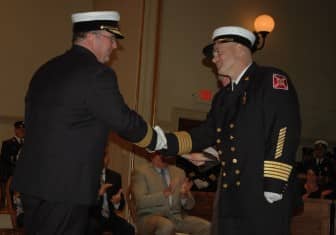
[153,126,167,150]
[264,191,283,203]
[193,179,209,189]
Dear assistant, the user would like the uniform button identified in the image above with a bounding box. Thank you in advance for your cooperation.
[223,183,228,188]
[221,161,226,166]
[209,174,217,181]
[216,128,222,132]
[229,135,235,140]
[235,169,240,175]
[229,123,235,128]
[216,139,221,144]
[232,158,238,164]
[230,146,236,152]
[222,172,226,177]
[236,181,241,186]
[218,150,222,155]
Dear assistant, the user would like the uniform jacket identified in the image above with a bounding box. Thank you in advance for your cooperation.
[164,63,301,235]
[13,45,157,205]
[0,137,23,179]
[304,157,334,178]
[131,163,195,222]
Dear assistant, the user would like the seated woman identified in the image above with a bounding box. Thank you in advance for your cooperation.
[300,167,333,200]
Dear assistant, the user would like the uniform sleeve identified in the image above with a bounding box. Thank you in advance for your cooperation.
[87,67,157,150]
[262,72,301,194]
[163,90,225,156]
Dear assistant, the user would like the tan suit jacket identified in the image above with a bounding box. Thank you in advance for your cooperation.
[131,162,195,221]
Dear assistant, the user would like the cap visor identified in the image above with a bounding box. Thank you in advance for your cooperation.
[108,29,124,39]
[202,43,214,59]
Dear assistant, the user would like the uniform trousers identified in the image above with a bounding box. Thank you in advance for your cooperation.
[87,213,135,235]
[22,194,89,235]
[215,216,291,235]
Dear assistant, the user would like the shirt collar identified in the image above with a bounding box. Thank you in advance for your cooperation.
[231,63,252,90]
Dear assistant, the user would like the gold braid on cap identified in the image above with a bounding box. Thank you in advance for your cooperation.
[274,127,287,159]
[173,131,192,155]
[264,160,292,182]
[134,123,153,148]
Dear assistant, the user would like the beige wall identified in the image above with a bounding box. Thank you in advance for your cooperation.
[0,0,92,141]
[155,0,336,149]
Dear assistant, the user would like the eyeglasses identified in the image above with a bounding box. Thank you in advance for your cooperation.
[94,32,117,43]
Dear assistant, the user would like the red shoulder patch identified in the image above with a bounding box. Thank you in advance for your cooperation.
[272,74,288,90]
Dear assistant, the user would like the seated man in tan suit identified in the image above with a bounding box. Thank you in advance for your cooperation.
[131,152,210,235]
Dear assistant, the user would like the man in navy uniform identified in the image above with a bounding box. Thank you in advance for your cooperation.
[0,121,24,207]
[159,26,301,235]
[13,11,164,235]
[0,121,25,178]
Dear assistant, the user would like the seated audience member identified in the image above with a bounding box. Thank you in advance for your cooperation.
[87,153,134,235]
[299,167,333,200]
[131,152,210,235]
[303,140,334,185]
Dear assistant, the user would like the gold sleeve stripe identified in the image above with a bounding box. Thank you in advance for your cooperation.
[264,160,293,171]
[274,127,287,159]
[264,170,289,179]
[174,131,192,155]
[264,173,288,182]
[134,123,153,148]
[264,166,291,175]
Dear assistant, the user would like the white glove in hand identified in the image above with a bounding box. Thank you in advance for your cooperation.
[153,126,167,150]
[264,191,283,203]
[193,178,209,189]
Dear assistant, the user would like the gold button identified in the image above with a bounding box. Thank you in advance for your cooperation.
[221,161,226,166]
[235,169,240,175]
[236,181,241,186]
[229,123,235,128]
[223,183,228,188]
[216,128,222,132]
[230,146,236,152]
[222,172,226,177]
[232,158,238,164]
[229,135,235,140]
[218,150,222,155]
[216,139,221,144]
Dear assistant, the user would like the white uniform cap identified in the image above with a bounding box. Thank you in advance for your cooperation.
[71,11,120,23]
[71,11,124,39]
[314,139,328,147]
[203,26,256,58]
[212,26,256,45]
